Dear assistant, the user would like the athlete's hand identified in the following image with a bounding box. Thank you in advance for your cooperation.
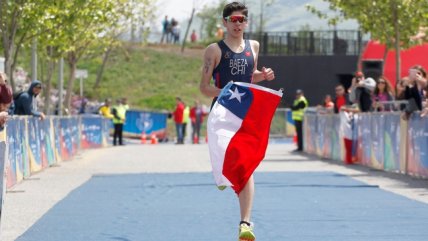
[262,67,275,81]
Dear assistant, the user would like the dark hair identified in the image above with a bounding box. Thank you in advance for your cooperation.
[411,65,427,78]
[374,76,394,96]
[223,2,248,18]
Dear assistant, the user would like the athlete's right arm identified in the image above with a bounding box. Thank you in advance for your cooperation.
[199,44,221,98]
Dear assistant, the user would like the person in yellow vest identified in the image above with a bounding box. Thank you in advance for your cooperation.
[111,98,127,146]
[121,97,129,110]
[182,103,190,143]
[99,98,114,119]
[291,89,308,152]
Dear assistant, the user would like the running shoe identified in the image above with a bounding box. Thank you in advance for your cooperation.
[238,222,255,241]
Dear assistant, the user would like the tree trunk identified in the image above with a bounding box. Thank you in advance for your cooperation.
[181,8,195,53]
[393,0,401,86]
[1,3,21,92]
[64,51,77,115]
[94,45,113,88]
[44,47,55,114]
[3,48,14,90]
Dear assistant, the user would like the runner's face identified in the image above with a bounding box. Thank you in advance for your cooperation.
[223,11,248,38]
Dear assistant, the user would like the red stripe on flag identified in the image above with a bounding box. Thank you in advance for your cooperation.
[222,87,280,194]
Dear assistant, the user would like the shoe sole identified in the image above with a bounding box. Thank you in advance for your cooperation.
[239,238,255,241]
[239,232,255,241]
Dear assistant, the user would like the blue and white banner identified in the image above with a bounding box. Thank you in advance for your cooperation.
[123,110,168,139]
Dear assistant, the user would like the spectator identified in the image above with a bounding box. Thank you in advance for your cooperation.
[99,98,114,119]
[182,103,190,142]
[170,18,178,43]
[172,22,180,44]
[349,71,376,112]
[291,89,308,152]
[78,98,87,114]
[0,72,12,130]
[395,76,409,110]
[173,97,185,144]
[111,98,127,146]
[324,94,334,108]
[333,84,351,113]
[190,100,205,144]
[339,110,354,165]
[403,65,427,119]
[190,29,197,43]
[13,80,46,120]
[216,24,224,39]
[121,97,129,110]
[373,76,395,111]
[160,15,169,44]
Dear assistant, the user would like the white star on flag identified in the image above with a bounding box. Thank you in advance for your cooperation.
[228,87,245,103]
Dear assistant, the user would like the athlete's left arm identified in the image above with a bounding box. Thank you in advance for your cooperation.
[251,40,275,83]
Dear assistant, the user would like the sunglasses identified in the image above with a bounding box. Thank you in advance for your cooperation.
[224,15,248,23]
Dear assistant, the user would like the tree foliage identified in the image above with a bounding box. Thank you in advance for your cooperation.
[0,0,51,90]
[1,0,157,113]
[306,0,428,81]
[197,0,226,39]
[307,0,428,49]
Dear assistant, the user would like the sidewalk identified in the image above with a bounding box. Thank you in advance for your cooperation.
[2,141,428,240]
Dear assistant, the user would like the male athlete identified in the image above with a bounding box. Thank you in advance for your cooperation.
[199,2,275,240]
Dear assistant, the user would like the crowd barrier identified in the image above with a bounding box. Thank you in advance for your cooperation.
[270,108,295,137]
[3,116,111,189]
[123,110,168,140]
[304,112,428,178]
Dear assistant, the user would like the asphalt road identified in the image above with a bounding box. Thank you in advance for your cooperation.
[2,141,428,241]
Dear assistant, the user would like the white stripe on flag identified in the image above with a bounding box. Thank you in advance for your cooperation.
[207,102,242,187]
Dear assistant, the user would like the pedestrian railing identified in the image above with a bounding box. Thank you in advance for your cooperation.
[303,111,428,178]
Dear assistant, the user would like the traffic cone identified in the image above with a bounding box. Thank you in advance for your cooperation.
[150,133,158,144]
[141,132,147,144]
[193,136,199,144]
[293,134,297,143]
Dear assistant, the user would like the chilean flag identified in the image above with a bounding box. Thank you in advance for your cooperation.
[207,82,283,194]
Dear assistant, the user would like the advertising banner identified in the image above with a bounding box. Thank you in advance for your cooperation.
[383,114,403,173]
[81,117,104,148]
[123,110,168,140]
[407,115,428,177]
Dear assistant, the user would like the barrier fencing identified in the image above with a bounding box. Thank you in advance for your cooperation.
[304,112,428,178]
[270,108,295,138]
[3,116,111,189]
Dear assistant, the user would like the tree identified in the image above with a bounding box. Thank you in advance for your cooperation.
[306,0,428,83]
[257,0,275,34]
[0,0,49,91]
[197,0,226,39]
[93,0,156,89]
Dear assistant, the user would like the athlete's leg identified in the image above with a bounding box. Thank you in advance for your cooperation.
[239,175,254,222]
[238,175,256,240]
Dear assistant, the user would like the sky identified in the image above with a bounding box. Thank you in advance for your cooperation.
[151,0,359,41]
[155,0,218,30]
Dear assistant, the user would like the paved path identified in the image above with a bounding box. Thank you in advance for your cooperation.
[2,141,428,240]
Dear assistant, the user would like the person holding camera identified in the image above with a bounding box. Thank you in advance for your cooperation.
[373,76,395,112]
[349,71,376,112]
[403,65,427,119]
